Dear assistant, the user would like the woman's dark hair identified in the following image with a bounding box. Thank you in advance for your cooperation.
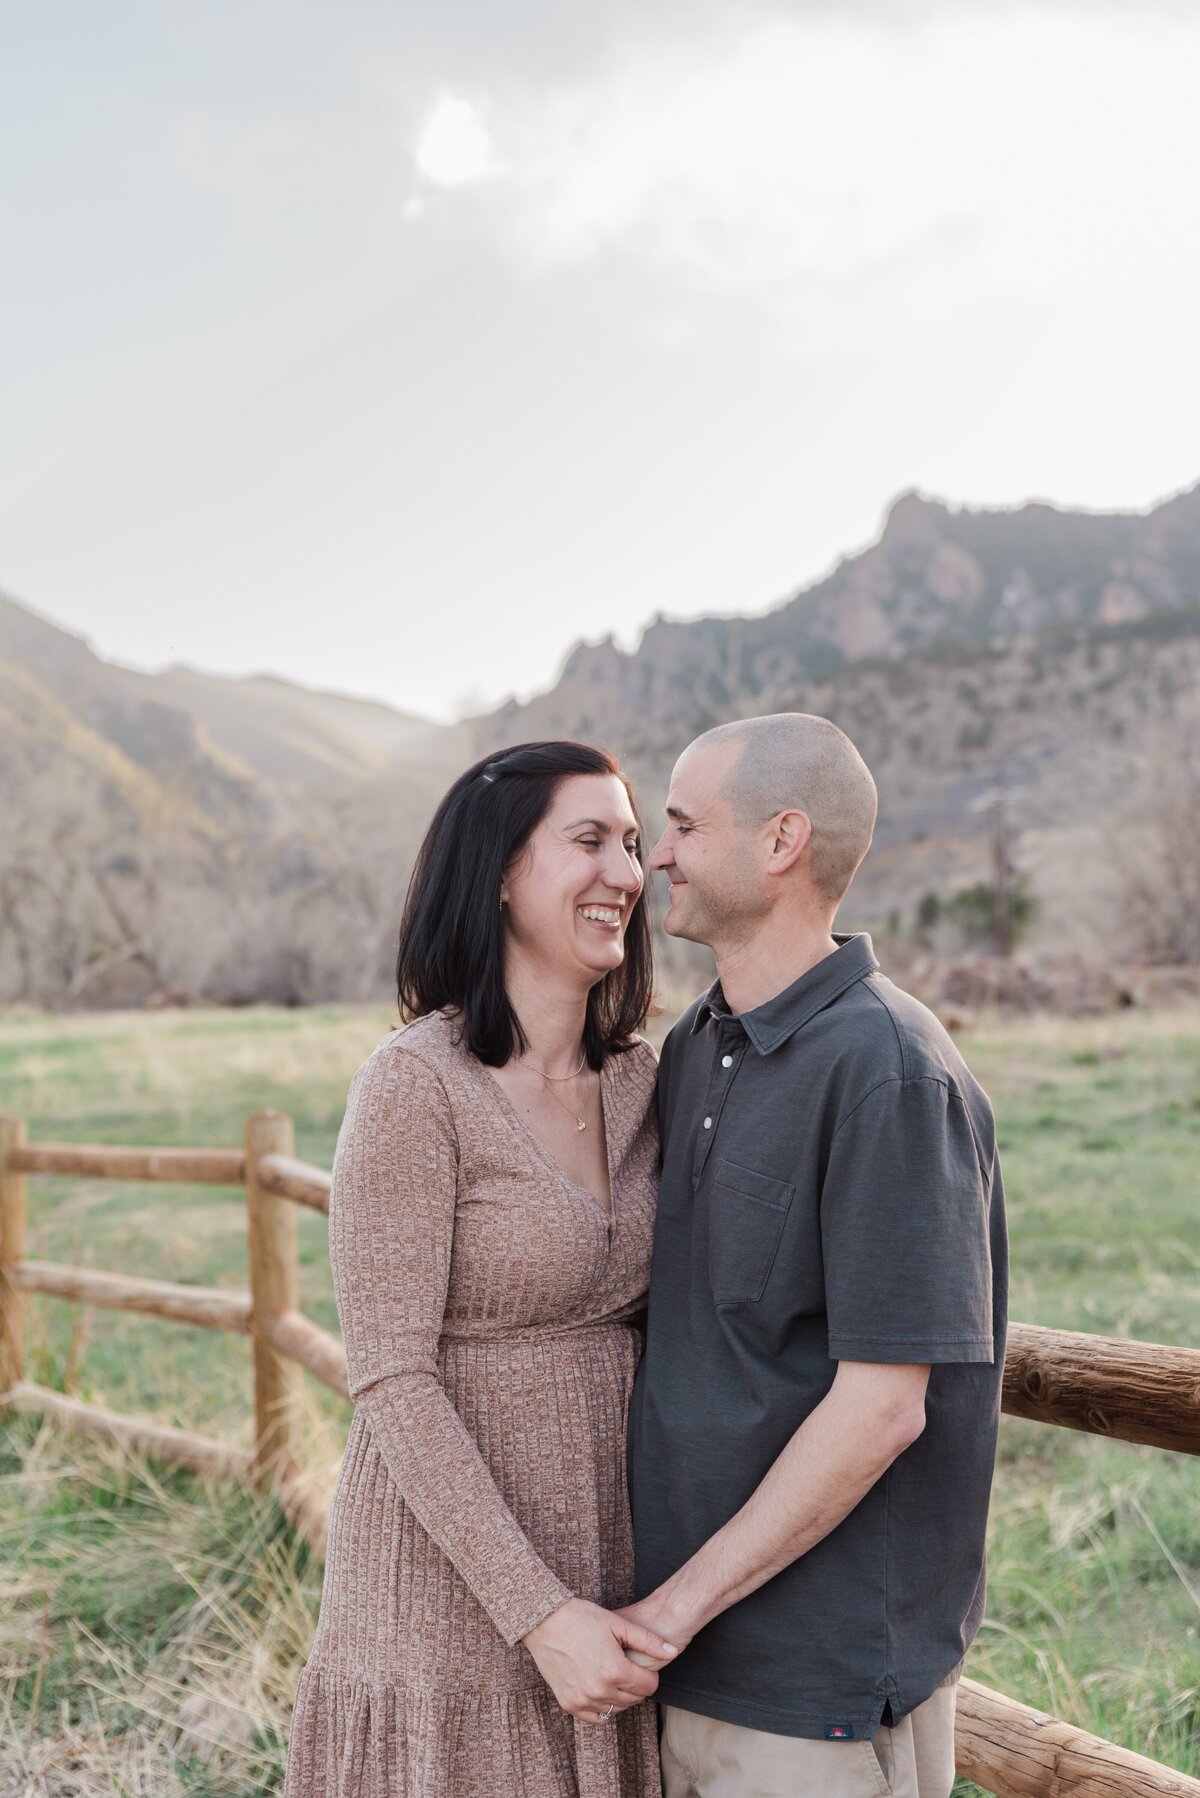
[396,740,653,1067]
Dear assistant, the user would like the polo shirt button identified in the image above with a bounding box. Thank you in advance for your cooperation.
[721,1055,733,1067]
[703,1116,713,1129]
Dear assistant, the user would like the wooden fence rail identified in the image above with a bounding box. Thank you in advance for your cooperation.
[11,1260,254,1332]
[1002,1322,1200,1457]
[257,1151,330,1215]
[8,1140,245,1184]
[1,1108,1198,1798]
[955,1679,1200,1798]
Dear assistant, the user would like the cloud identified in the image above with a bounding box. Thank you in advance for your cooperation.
[414,93,496,187]
[404,7,1198,358]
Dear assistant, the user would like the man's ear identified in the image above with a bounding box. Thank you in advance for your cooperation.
[766,808,813,876]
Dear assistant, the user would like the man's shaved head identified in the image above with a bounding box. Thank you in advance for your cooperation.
[692,713,877,904]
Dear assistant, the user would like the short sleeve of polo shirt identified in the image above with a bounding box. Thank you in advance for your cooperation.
[820,1074,996,1364]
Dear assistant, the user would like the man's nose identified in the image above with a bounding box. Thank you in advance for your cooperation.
[648,830,673,871]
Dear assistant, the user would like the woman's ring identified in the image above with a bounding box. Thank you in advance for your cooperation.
[599,1703,615,1722]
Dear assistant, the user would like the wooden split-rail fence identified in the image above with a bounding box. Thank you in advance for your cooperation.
[1,1109,1199,1798]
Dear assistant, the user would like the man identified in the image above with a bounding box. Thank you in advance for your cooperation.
[624,713,1008,1798]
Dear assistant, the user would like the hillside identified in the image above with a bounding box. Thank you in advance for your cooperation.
[0,592,448,801]
[0,592,463,1006]
[3,480,1199,1006]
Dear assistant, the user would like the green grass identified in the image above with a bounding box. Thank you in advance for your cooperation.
[1,1001,1198,1794]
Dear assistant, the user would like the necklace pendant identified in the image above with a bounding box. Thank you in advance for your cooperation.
[576,1117,587,1131]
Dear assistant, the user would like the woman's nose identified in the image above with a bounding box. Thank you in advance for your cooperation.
[602,846,643,893]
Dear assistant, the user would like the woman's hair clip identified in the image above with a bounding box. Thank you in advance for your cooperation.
[480,756,516,784]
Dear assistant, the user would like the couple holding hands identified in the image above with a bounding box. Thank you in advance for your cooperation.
[284,713,1008,1798]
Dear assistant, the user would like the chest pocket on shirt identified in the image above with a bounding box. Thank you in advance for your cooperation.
[708,1158,795,1306]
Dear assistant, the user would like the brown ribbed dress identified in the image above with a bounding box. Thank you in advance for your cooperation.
[283,1011,663,1798]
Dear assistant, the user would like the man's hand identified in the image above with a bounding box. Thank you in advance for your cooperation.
[616,1595,696,1670]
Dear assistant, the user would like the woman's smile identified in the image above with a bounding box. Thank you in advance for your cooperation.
[578,904,624,932]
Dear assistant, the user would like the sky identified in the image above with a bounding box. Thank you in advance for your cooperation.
[2,0,1199,723]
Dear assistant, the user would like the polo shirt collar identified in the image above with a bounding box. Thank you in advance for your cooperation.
[690,932,880,1055]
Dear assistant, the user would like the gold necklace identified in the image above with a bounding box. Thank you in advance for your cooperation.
[522,1050,590,1131]
[523,1048,587,1082]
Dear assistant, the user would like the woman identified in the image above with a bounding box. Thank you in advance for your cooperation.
[284,741,675,1798]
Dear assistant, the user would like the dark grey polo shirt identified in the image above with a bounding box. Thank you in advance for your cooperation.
[628,933,1008,1741]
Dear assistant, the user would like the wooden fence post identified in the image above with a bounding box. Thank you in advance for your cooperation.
[1,1117,28,1399]
[245,1110,300,1483]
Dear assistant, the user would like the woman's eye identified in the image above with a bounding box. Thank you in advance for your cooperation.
[575,836,639,853]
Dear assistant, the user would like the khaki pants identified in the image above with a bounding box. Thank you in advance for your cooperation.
[660,1680,958,1798]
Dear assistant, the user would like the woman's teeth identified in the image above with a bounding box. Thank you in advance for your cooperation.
[579,907,622,925]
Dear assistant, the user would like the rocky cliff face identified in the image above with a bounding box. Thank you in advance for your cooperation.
[471,482,1200,960]
[480,483,1200,752]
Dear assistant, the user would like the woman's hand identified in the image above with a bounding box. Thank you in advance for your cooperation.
[521,1598,678,1725]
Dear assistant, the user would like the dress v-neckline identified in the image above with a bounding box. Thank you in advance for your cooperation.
[471,1048,617,1237]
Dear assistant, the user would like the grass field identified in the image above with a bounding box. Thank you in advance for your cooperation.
[1,1001,1198,1795]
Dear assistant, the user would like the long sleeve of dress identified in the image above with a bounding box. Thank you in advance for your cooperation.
[327,1040,574,1647]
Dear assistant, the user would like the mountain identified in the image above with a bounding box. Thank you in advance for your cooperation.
[472,483,1200,957]
[479,482,1200,753]
[3,479,1199,1007]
